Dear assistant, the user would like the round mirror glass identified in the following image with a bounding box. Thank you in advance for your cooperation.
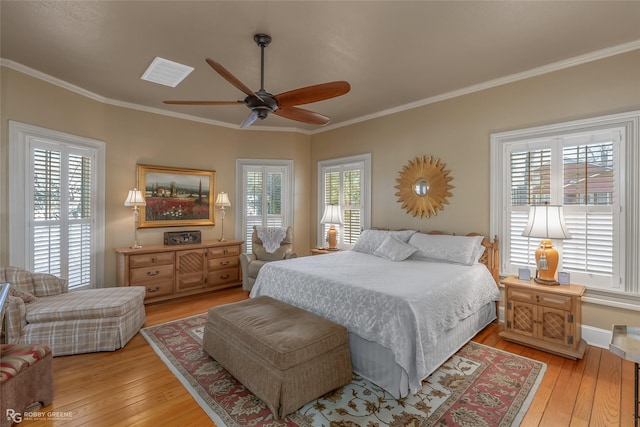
[414,178,430,196]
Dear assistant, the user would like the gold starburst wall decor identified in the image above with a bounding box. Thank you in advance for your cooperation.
[395,155,454,218]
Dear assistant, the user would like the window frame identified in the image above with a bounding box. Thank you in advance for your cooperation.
[235,159,294,253]
[317,153,371,248]
[490,111,640,296]
[8,121,105,289]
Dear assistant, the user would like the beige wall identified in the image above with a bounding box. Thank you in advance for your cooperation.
[311,50,640,331]
[0,67,312,287]
[2,49,639,331]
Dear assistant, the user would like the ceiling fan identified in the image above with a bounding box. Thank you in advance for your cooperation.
[164,34,351,128]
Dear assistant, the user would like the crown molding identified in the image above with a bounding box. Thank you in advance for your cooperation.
[3,39,640,136]
[312,39,640,134]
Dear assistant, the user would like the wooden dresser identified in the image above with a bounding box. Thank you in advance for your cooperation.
[115,240,243,303]
[500,275,587,359]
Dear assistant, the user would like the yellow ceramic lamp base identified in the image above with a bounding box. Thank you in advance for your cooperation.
[327,225,338,249]
[534,239,559,285]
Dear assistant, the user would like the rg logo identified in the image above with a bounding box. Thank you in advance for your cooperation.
[5,409,22,423]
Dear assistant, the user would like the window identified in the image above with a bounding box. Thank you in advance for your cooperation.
[491,111,640,294]
[318,154,371,247]
[9,121,105,290]
[235,159,293,253]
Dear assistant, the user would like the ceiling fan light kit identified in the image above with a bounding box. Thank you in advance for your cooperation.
[164,34,350,128]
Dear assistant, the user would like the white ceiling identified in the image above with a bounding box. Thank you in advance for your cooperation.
[2,1,640,133]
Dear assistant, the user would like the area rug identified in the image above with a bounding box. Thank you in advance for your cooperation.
[141,313,546,427]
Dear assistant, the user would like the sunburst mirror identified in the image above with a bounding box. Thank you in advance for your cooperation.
[395,155,454,218]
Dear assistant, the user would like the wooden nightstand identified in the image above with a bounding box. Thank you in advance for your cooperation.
[310,248,341,255]
[499,275,587,359]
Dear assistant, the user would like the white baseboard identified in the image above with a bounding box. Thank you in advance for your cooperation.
[581,325,612,349]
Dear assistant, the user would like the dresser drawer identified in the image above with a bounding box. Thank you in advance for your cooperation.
[207,268,239,286]
[207,245,240,258]
[141,280,174,299]
[129,252,174,268]
[130,264,174,283]
[207,255,239,271]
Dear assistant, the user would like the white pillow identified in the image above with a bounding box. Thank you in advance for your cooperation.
[408,233,484,265]
[352,229,416,255]
[373,235,417,261]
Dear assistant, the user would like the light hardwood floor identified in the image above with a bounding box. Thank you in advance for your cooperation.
[22,287,635,426]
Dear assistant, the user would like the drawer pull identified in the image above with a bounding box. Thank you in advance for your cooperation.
[219,260,230,266]
[219,274,230,280]
[151,257,156,263]
[147,286,160,293]
[146,270,160,276]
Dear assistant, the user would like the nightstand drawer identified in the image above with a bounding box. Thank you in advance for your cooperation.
[129,252,174,268]
[508,288,572,311]
[537,292,573,311]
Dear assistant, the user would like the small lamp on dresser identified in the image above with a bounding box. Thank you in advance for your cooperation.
[215,192,231,242]
[124,188,146,249]
[522,203,571,285]
[320,205,343,250]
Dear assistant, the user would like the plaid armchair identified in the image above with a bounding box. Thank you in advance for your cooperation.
[1,266,146,356]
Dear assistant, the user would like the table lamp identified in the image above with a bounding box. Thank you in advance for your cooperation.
[124,188,146,249]
[320,205,343,250]
[215,192,231,242]
[522,204,571,285]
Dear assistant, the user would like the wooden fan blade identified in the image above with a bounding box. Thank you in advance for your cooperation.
[274,106,330,125]
[206,58,257,99]
[275,81,350,107]
[163,100,243,105]
[240,111,259,128]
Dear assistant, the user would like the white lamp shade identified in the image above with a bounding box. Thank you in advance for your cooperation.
[522,205,571,239]
[215,192,231,207]
[320,205,343,225]
[124,188,146,207]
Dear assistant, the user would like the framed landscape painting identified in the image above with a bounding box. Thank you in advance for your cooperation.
[137,164,215,228]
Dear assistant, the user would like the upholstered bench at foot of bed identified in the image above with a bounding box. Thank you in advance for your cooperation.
[202,296,352,419]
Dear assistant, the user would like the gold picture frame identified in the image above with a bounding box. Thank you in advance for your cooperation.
[137,164,215,228]
[394,155,454,218]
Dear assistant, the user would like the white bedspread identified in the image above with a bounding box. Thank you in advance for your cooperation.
[249,250,500,395]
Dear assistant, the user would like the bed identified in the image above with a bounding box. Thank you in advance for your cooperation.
[249,229,500,398]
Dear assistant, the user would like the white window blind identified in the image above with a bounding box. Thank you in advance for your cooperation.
[506,137,619,289]
[318,154,371,247]
[236,160,293,253]
[9,121,105,290]
[490,111,640,294]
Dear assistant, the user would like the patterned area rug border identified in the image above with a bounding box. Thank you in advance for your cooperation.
[141,313,546,427]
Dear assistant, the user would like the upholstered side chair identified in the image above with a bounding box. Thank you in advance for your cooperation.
[239,226,296,291]
[1,283,54,426]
